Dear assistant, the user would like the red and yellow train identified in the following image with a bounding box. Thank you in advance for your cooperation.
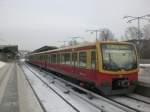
[28,41,139,95]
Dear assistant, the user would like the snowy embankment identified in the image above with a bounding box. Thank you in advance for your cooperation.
[0,61,6,69]
[140,64,150,68]
[139,64,150,84]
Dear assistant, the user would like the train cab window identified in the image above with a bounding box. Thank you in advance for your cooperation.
[79,52,87,68]
[72,53,78,67]
[91,50,96,69]
[57,54,61,64]
[51,54,56,64]
[65,53,71,65]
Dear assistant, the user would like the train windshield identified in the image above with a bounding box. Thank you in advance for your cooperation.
[101,44,137,71]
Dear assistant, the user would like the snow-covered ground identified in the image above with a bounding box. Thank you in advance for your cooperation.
[140,64,150,68]
[139,64,150,85]
[0,61,6,68]
[128,94,150,104]
[23,64,132,112]
[22,65,104,112]
[111,95,150,112]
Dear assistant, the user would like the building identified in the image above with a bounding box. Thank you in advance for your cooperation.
[0,45,18,61]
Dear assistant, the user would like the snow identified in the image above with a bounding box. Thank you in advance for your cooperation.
[22,66,77,112]
[22,65,105,112]
[128,94,150,104]
[111,96,150,112]
[140,64,150,67]
[0,61,6,68]
[139,66,150,84]
[26,64,128,112]
[22,63,150,112]
[20,58,25,62]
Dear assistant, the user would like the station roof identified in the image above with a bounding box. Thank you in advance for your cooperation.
[32,46,57,53]
[0,45,18,54]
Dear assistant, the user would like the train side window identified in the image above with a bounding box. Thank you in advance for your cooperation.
[48,55,51,63]
[38,55,40,61]
[44,55,46,61]
[51,54,56,64]
[41,55,43,61]
[42,55,44,61]
[79,52,87,68]
[57,54,60,64]
[91,50,96,69]
[46,55,48,62]
[65,53,71,65]
[40,55,42,61]
[43,55,45,61]
[72,53,78,67]
[44,55,46,62]
[61,53,65,64]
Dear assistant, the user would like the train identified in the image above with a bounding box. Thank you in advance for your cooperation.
[27,41,139,95]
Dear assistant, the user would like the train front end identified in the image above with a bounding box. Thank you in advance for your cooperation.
[97,42,139,95]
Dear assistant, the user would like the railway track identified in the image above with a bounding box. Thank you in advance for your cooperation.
[23,63,144,112]
[21,65,47,112]
[109,94,150,112]
[126,94,150,105]
[21,64,82,112]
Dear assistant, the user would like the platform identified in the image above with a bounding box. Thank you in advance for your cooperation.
[0,62,44,112]
[135,65,150,97]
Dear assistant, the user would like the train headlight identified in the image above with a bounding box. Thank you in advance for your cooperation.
[120,80,129,87]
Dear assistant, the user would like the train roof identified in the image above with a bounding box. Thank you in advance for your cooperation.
[29,41,133,56]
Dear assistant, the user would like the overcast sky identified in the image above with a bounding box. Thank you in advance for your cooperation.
[0,0,150,50]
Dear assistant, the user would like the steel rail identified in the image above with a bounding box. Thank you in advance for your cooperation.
[23,64,81,112]
[26,63,138,112]
[125,95,150,105]
[26,64,106,112]
[20,65,47,112]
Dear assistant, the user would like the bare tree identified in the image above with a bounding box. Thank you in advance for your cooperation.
[99,28,115,41]
[143,24,150,40]
[68,39,80,46]
[125,26,142,40]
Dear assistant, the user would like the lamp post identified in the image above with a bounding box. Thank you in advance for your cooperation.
[123,14,150,58]
[123,14,150,40]
[86,29,102,40]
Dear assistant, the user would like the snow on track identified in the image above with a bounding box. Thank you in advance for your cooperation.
[22,66,78,112]
[127,94,150,104]
[26,64,135,112]
[22,65,104,112]
[111,95,150,112]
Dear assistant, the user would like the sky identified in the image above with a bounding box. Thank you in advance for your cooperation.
[0,0,150,50]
